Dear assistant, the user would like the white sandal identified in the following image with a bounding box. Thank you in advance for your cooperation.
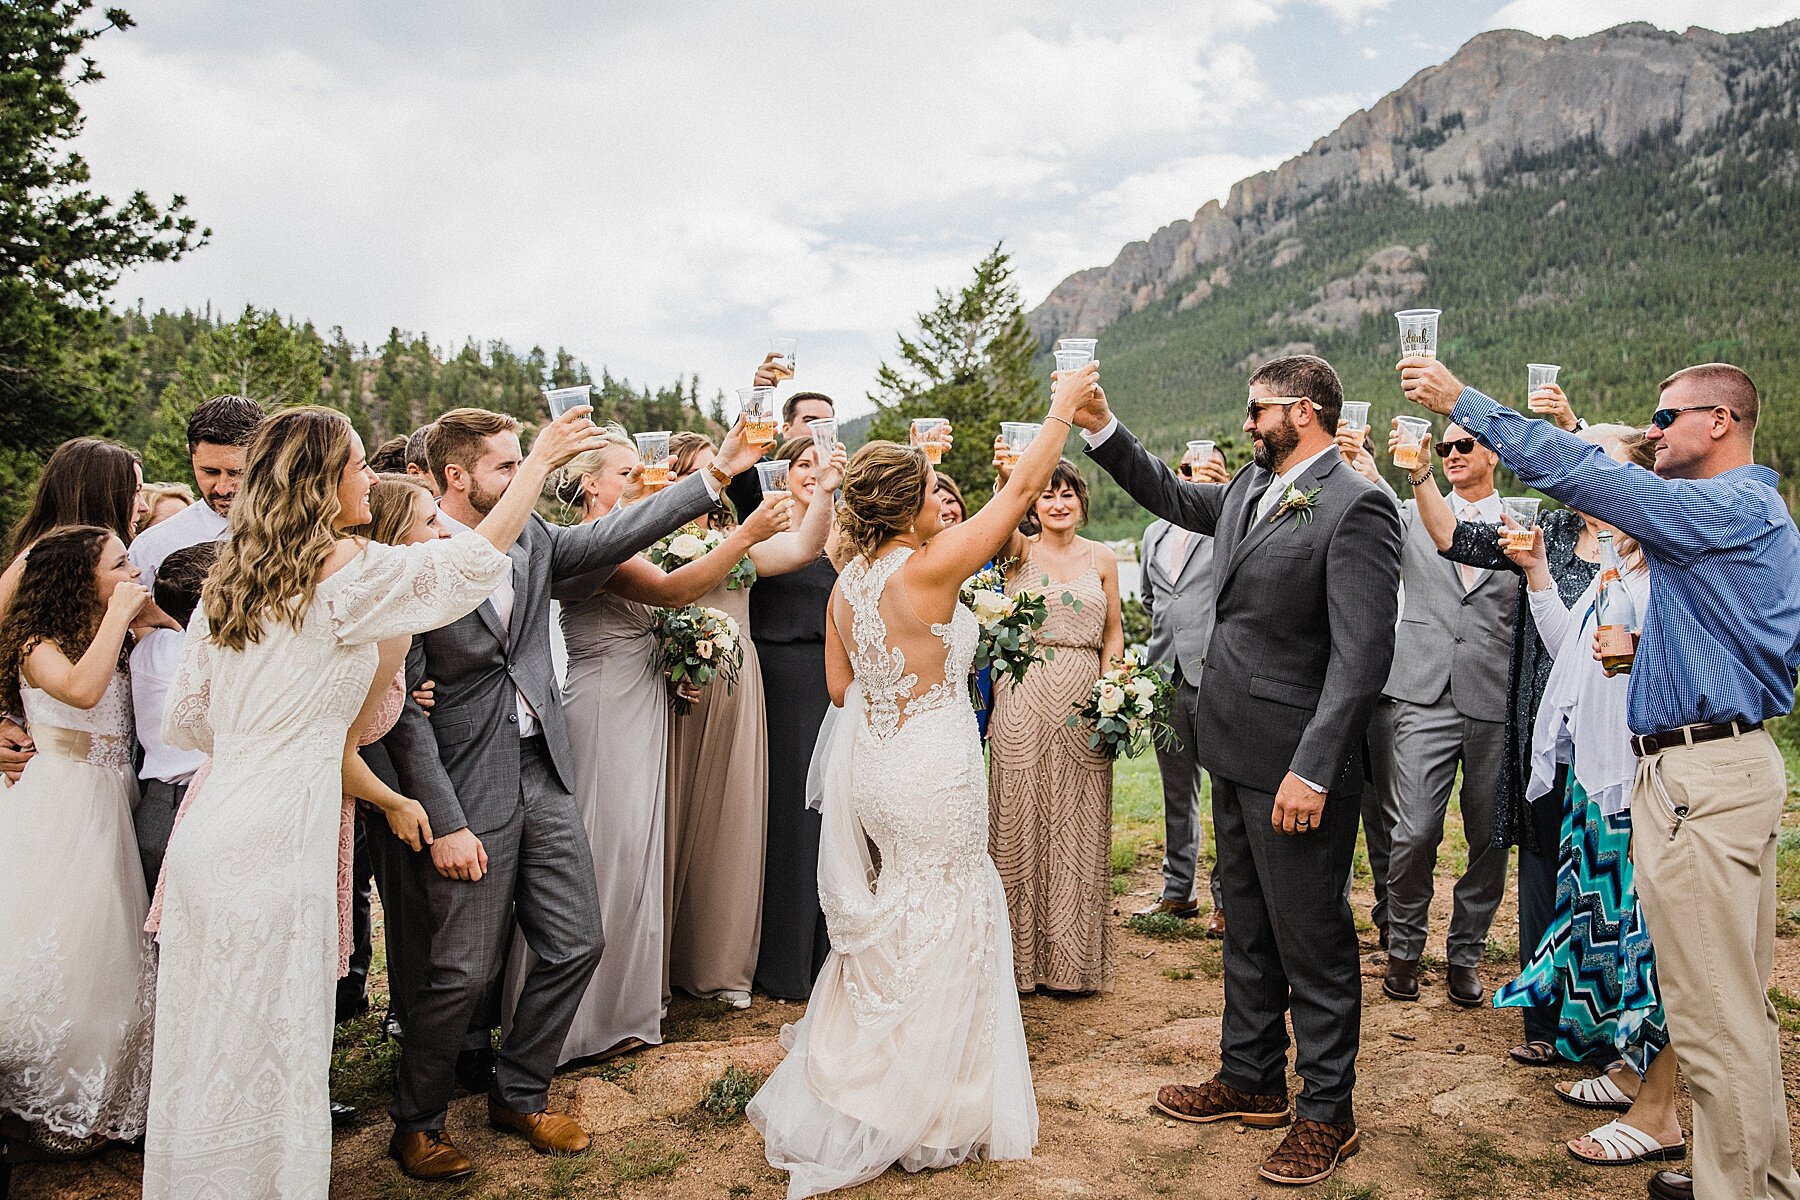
[1555,1072,1634,1111]
[1567,1119,1685,1166]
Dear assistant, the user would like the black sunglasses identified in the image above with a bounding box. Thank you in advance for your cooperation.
[1434,438,1478,458]
[1651,403,1741,430]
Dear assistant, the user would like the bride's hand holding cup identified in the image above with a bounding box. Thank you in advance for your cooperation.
[1054,361,1104,429]
[815,443,848,494]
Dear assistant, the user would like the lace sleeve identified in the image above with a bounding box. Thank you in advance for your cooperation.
[1439,519,1513,572]
[162,609,216,755]
[325,532,510,646]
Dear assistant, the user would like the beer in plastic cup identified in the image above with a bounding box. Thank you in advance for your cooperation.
[1393,415,1432,470]
[739,386,778,447]
[635,431,671,490]
[911,418,949,464]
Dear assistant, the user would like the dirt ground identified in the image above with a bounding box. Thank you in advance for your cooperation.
[15,837,1800,1200]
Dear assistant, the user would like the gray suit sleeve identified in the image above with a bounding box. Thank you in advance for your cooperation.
[548,472,718,600]
[1138,527,1157,626]
[1289,486,1403,788]
[384,636,467,837]
[1086,423,1227,536]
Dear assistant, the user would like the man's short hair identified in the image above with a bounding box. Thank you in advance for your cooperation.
[405,424,433,475]
[368,435,410,473]
[424,409,520,491]
[1659,363,1760,430]
[782,390,834,426]
[154,541,219,630]
[186,394,266,452]
[1249,355,1344,434]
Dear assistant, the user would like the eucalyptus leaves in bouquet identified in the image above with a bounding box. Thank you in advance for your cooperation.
[647,522,757,590]
[652,604,743,716]
[1066,649,1176,759]
[958,560,1050,709]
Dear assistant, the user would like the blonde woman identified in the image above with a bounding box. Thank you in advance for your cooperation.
[143,404,604,1200]
[137,482,195,534]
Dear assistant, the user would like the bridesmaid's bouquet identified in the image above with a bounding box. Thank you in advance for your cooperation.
[1067,650,1176,759]
[648,523,756,591]
[652,604,743,716]
[959,561,1050,709]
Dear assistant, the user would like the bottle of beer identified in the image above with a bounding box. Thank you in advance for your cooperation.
[1594,531,1639,676]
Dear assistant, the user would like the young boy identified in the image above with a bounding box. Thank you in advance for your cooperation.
[131,541,216,891]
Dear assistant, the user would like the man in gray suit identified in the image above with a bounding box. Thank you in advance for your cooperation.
[1136,443,1226,933]
[1374,423,1516,1007]
[383,407,764,1180]
[1075,355,1401,1187]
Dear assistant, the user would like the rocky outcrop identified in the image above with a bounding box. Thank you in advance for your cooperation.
[1028,20,1790,345]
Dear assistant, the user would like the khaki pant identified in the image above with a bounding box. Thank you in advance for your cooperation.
[1631,728,1800,1200]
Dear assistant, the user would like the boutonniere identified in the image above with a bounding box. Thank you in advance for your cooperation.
[1270,485,1323,525]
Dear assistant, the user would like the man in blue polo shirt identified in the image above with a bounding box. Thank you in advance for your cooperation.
[1400,356,1800,1200]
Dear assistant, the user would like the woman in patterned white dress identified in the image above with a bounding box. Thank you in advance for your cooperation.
[143,405,606,1200]
[748,362,1099,1198]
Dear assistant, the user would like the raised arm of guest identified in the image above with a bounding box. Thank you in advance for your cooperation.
[750,443,847,576]
[604,492,793,608]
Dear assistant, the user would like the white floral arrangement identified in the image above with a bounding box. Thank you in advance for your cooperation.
[1066,648,1176,760]
[652,604,743,716]
[647,522,756,591]
[959,560,1050,709]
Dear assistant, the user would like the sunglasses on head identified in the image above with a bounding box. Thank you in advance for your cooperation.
[1245,396,1324,421]
[1650,403,1741,430]
[1435,438,1478,458]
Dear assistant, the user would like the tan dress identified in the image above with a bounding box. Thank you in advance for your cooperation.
[663,579,767,1001]
[987,544,1115,993]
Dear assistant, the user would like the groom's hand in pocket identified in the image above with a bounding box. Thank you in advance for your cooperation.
[1271,771,1326,836]
[432,827,488,882]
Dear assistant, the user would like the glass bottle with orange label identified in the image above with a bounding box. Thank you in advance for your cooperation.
[1594,531,1639,676]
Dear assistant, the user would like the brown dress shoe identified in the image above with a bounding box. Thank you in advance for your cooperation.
[1135,898,1200,919]
[388,1129,474,1181]
[1258,1118,1360,1185]
[1153,1076,1290,1127]
[1447,964,1484,1006]
[1205,910,1226,938]
[488,1102,591,1155]
[1383,955,1420,1001]
[1647,1171,1693,1200]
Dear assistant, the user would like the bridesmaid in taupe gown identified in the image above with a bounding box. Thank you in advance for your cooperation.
[985,458,1124,994]
[662,433,843,1008]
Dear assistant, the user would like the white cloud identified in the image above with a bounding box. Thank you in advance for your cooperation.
[1308,0,1395,27]
[1488,0,1800,38]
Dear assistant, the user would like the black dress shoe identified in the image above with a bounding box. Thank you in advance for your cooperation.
[1383,956,1420,1001]
[335,987,369,1026]
[455,1047,496,1096]
[330,1100,357,1129]
[382,1012,405,1045]
[1447,964,1484,1007]
[1647,1171,1692,1200]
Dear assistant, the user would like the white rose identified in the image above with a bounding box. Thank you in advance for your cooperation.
[695,639,715,660]
[1097,683,1123,716]
[667,533,706,561]
[1134,695,1155,718]
[970,590,1015,625]
[1130,676,1155,700]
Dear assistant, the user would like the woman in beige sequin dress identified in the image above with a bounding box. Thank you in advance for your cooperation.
[986,458,1124,994]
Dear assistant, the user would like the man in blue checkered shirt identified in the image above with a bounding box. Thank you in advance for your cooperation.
[1401,356,1800,1200]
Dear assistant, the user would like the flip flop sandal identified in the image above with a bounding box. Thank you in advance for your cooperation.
[1566,1120,1685,1166]
[1555,1072,1635,1111]
[1508,1040,1558,1066]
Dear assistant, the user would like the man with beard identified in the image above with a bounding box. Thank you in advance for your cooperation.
[128,393,265,581]
[1072,355,1401,1187]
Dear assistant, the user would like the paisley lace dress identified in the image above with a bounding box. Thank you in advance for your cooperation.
[144,533,509,1200]
[748,547,1037,1199]
[0,673,155,1143]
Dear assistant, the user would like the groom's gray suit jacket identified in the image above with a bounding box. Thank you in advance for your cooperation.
[1088,426,1402,796]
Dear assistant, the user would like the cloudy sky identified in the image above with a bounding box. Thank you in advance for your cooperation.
[82,0,1800,416]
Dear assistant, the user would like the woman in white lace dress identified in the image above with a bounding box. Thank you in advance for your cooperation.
[747,362,1098,1198]
[143,405,605,1200]
[0,526,161,1151]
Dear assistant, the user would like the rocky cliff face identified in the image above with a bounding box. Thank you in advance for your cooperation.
[1028,21,1781,345]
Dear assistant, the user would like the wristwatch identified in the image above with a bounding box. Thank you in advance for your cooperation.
[706,462,733,491]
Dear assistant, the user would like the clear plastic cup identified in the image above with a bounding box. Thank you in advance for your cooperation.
[999,421,1041,466]
[769,337,797,376]
[1500,496,1542,550]
[807,416,837,454]
[739,386,778,447]
[1052,349,1090,395]
[1528,363,1560,393]
[635,431,671,490]
[1393,415,1433,470]
[1056,337,1098,364]
[910,417,950,464]
[1395,309,1442,359]
[1185,439,1217,463]
[545,385,593,418]
[755,458,791,500]
[1340,401,1371,431]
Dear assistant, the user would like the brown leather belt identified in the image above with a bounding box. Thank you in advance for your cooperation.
[1630,719,1762,758]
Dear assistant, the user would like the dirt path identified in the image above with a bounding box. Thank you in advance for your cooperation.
[15,854,1800,1200]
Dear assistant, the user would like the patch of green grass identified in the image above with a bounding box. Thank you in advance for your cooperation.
[545,1149,600,1199]
[377,1172,483,1200]
[1778,826,1800,914]
[1412,1128,1579,1200]
[1161,967,1196,981]
[663,996,734,1043]
[1318,1183,1384,1200]
[1770,986,1800,1033]
[1110,834,1140,875]
[703,1065,762,1123]
[592,1055,640,1084]
[1126,911,1210,940]
[330,1007,402,1112]
[727,1185,754,1199]
[1482,937,1518,964]
[607,1137,687,1182]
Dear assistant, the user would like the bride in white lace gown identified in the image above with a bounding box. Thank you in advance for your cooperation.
[144,406,606,1200]
[748,363,1098,1198]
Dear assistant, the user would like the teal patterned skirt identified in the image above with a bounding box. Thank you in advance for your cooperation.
[1494,774,1667,1072]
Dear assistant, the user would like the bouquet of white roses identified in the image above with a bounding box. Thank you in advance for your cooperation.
[652,604,743,716]
[1066,649,1176,760]
[959,560,1050,709]
[647,522,756,591]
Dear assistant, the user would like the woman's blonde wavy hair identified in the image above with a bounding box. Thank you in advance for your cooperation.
[836,440,929,561]
[204,406,355,651]
[346,474,434,547]
[550,423,633,518]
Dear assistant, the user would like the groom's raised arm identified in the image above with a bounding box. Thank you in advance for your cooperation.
[548,471,717,599]
[1084,421,1228,536]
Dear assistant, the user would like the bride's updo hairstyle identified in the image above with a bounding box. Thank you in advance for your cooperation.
[205,406,354,652]
[836,440,930,561]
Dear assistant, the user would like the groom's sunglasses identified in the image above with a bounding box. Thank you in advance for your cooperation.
[1245,396,1324,421]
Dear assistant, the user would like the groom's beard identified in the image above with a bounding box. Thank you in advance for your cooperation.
[1251,412,1301,473]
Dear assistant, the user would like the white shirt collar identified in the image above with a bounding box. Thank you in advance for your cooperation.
[1266,444,1338,493]
[435,506,471,536]
[1450,489,1504,521]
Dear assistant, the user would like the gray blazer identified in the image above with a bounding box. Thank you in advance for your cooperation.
[1089,426,1402,796]
[1381,500,1517,720]
[1139,518,1215,682]
[389,473,715,836]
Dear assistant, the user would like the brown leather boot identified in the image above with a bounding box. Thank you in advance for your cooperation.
[1447,964,1485,1007]
[1153,1076,1291,1127]
[387,1129,474,1181]
[1383,955,1420,1001]
[488,1101,591,1155]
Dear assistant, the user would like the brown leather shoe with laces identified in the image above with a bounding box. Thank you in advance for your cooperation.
[488,1101,591,1155]
[1258,1118,1360,1186]
[1135,898,1201,919]
[388,1129,474,1181]
[1153,1076,1291,1127]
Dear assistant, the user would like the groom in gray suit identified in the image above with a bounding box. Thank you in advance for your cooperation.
[384,407,763,1180]
[1075,355,1400,1188]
